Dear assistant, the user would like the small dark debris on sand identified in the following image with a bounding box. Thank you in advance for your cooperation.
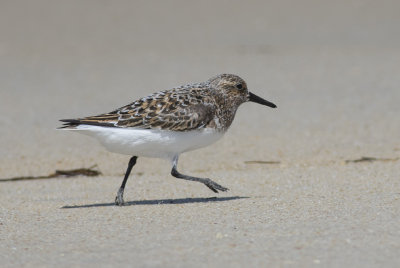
[345,156,399,164]
[244,160,281,165]
[0,165,102,182]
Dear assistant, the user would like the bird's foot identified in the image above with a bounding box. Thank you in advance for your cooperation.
[204,178,229,193]
[115,188,125,206]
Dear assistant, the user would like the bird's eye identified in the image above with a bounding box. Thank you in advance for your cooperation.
[236,84,243,89]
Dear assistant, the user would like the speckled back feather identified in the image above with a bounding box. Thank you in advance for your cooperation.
[61,84,217,131]
[60,74,250,132]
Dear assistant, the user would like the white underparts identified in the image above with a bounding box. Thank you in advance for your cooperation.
[64,125,225,160]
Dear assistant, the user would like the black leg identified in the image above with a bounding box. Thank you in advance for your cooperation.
[170,156,228,193]
[115,156,138,206]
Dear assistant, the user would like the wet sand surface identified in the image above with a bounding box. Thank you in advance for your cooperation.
[1,1,400,267]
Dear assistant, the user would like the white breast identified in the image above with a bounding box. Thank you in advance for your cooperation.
[67,125,224,159]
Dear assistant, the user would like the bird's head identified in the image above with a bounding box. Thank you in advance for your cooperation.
[208,74,277,108]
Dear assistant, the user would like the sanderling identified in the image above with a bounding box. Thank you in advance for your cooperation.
[59,74,276,205]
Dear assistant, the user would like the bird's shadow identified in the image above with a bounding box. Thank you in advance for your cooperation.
[61,196,248,209]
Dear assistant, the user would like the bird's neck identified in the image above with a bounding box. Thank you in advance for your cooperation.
[213,93,243,131]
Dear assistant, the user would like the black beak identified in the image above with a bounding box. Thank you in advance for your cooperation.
[248,92,277,108]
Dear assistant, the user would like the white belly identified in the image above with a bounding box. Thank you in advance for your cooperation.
[67,125,224,159]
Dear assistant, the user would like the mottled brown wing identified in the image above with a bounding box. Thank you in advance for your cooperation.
[60,87,216,131]
[117,102,216,131]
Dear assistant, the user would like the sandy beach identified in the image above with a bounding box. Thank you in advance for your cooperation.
[1,0,400,267]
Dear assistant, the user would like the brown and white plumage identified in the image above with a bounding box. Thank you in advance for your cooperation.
[59,74,277,205]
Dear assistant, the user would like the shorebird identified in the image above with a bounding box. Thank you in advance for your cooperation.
[59,74,277,205]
